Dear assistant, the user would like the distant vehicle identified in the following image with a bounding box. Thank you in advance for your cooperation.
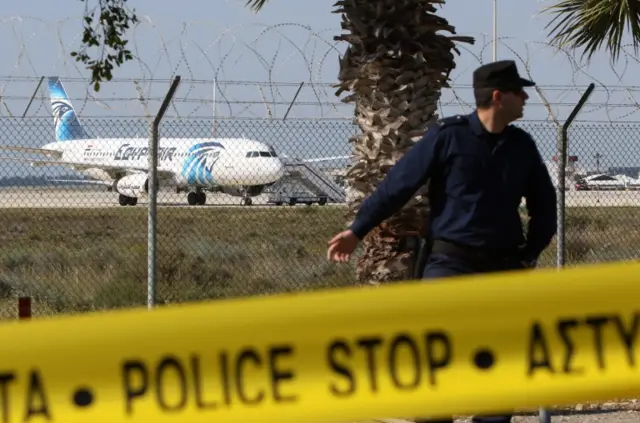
[575,173,639,191]
[267,190,328,206]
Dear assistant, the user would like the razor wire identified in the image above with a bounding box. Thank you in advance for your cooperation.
[439,32,640,124]
[1,17,640,122]
[0,16,348,119]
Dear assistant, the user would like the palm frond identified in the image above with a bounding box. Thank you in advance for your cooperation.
[542,0,640,63]
[244,0,270,12]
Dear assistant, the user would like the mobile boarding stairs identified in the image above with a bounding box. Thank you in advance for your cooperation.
[266,160,346,206]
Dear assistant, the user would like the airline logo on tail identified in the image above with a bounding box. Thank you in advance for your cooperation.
[182,141,225,185]
[48,77,89,142]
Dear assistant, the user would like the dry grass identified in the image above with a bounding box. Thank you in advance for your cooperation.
[0,206,356,318]
[0,205,638,319]
[535,207,640,266]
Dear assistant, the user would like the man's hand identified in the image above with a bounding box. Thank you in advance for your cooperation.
[327,229,360,263]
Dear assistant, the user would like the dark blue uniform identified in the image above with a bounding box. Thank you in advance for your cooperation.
[349,110,557,277]
[350,110,556,423]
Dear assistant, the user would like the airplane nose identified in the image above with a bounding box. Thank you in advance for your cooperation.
[273,158,285,179]
[260,158,285,183]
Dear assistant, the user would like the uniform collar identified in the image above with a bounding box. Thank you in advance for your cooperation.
[469,109,508,137]
[469,110,486,136]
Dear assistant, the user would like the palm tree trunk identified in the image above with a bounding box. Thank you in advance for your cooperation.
[332,0,473,283]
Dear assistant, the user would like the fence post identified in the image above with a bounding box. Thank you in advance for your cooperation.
[537,82,595,423]
[21,76,44,118]
[556,123,566,268]
[148,76,182,309]
[556,82,595,268]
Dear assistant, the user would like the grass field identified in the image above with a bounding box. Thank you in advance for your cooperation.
[0,205,639,319]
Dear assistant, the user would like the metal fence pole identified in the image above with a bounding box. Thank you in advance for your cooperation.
[556,82,595,269]
[148,76,182,309]
[538,82,595,423]
[555,123,566,268]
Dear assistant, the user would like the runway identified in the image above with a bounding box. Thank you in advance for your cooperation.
[0,186,341,209]
[0,186,639,209]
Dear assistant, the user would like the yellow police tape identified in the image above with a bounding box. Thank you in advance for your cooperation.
[2,260,640,423]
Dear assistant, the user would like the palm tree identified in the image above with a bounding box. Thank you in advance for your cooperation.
[73,0,640,284]
[246,0,474,283]
[541,1,640,63]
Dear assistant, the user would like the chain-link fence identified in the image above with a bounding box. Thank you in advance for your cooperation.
[1,109,639,319]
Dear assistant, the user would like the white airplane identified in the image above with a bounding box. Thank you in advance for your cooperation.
[0,77,288,206]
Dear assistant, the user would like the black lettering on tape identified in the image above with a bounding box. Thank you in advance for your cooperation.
[156,357,188,412]
[122,360,149,415]
[388,334,421,390]
[0,370,51,423]
[327,340,354,397]
[25,369,51,421]
[425,332,452,386]
[269,346,297,403]
[235,349,264,405]
[122,346,298,414]
[327,330,452,398]
[527,322,554,376]
[190,356,216,410]
[557,319,582,374]
[528,313,640,378]
[219,352,232,406]
[0,371,51,423]
[357,337,383,393]
[585,316,609,370]
[0,373,15,423]
[613,314,640,367]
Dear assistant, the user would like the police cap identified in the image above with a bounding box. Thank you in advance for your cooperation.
[473,60,535,91]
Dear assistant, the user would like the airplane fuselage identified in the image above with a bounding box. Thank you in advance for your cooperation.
[41,136,285,189]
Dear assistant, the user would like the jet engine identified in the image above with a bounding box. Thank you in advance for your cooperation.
[113,174,157,197]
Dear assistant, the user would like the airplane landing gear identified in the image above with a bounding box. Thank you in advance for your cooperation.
[241,197,252,206]
[187,191,206,206]
[118,194,138,206]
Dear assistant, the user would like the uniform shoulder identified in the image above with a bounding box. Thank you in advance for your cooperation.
[425,115,469,137]
[435,114,469,129]
[507,123,533,138]
[507,124,537,144]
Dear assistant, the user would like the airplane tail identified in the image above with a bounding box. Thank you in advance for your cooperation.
[48,77,89,142]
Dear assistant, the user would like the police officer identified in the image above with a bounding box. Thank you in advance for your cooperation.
[326,60,557,423]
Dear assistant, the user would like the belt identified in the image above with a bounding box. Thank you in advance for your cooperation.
[394,235,424,253]
[431,239,521,263]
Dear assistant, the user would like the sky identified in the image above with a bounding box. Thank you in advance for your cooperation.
[1,0,640,174]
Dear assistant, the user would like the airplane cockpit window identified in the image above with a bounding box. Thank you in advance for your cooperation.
[259,151,271,157]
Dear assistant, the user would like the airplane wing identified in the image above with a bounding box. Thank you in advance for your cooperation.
[46,178,114,186]
[0,155,175,180]
[0,145,63,159]
[301,155,351,163]
[280,154,352,164]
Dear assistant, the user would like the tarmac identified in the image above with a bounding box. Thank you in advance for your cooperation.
[0,187,639,209]
[0,186,332,209]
